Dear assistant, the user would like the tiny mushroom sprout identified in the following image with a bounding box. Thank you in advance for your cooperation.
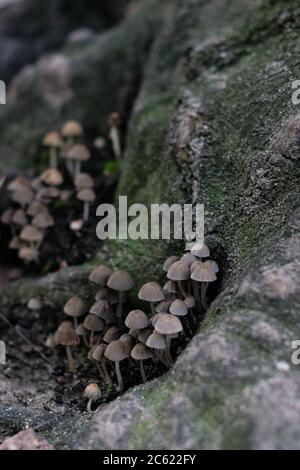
[163,280,178,296]
[91,344,111,385]
[138,282,165,316]
[76,188,96,222]
[107,271,135,320]
[89,265,113,287]
[104,340,129,391]
[167,261,190,298]
[83,383,101,414]
[125,310,149,331]
[42,131,62,169]
[108,112,121,160]
[131,343,152,383]
[83,314,105,345]
[138,328,152,345]
[154,313,183,364]
[56,321,80,372]
[40,168,64,187]
[67,144,90,179]
[191,262,217,310]
[64,296,87,328]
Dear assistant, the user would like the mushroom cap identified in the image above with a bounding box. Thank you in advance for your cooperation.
[146,331,166,350]
[154,314,183,335]
[32,211,55,229]
[75,173,94,190]
[138,328,153,345]
[64,296,87,318]
[18,246,39,262]
[191,264,217,283]
[107,271,134,292]
[163,255,180,272]
[95,287,118,305]
[67,144,90,162]
[89,265,113,286]
[83,383,101,400]
[11,187,34,206]
[181,252,197,267]
[190,260,202,273]
[1,208,14,224]
[57,320,73,333]
[104,340,128,362]
[163,280,178,294]
[56,327,80,346]
[40,169,63,187]
[7,176,31,192]
[12,209,27,226]
[150,313,164,327]
[103,326,121,343]
[76,323,88,336]
[131,343,152,361]
[36,186,60,201]
[125,310,149,330]
[43,131,62,148]
[167,261,190,281]
[138,282,165,303]
[27,298,42,311]
[155,299,172,314]
[204,260,219,274]
[62,120,83,138]
[77,188,96,203]
[169,299,188,317]
[91,344,107,361]
[89,300,114,321]
[20,225,43,243]
[83,314,104,332]
[184,295,196,309]
[9,236,24,250]
[190,242,210,258]
[27,201,48,218]
[119,334,135,354]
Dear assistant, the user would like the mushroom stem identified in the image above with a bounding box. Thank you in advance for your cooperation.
[178,281,188,298]
[97,363,107,383]
[73,317,78,329]
[116,292,124,320]
[66,345,76,372]
[150,302,156,316]
[87,398,93,414]
[192,280,201,306]
[139,360,147,383]
[110,127,121,160]
[201,282,209,311]
[83,202,90,222]
[90,331,94,346]
[75,161,82,179]
[115,361,124,391]
[102,362,112,385]
[165,337,174,365]
[49,148,58,169]
[83,335,89,348]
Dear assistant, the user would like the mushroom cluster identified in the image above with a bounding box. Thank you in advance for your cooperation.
[53,243,218,413]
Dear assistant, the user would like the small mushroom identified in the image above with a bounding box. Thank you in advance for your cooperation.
[76,323,89,347]
[27,297,42,312]
[119,334,135,355]
[32,211,55,230]
[125,310,149,330]
[67,144,90,178]
[131,343,152,383]
[64,296,87,328]
[40,168,63,187]
[204,260,219,274]
[94,137,106,150]
[20,225,43,249]
[89,300,115,323]
[89,265,113,287]
[7,176,31,192]
[138,328,153,345]
[12,209,28,227]
[107,271,135,320]
[181,252,197,267]
[43,131,63,169]
[75,173,94,191]
[91,344,112,385]
[138,282,165,316]
[163,255,180,272]
[77,188,96,222]
[167,261,190,297]
[155,299,172,314]
[163,280,178,296]
[83,383,101,414]
[146,331,168,366]
[62,120,83,145]
[154,313,183,364]
[95,287,118,305]
[191,262,217,310]
[169,299,188,317]
[83,314,105,345]
[56,321,80,372]
[18,246,39,263]
[104,340,128,391]
[103,326,121,344]
[108,112,121,160]
[190,242,210,259]
[11,187,34,208]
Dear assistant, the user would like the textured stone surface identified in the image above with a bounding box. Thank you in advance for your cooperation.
[0,428,54,450]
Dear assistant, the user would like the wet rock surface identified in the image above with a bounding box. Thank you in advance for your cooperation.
[0,0,300,450]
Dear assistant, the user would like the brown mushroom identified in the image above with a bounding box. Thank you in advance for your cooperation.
[32,211,54,230]
[167,261,190,297]
[107,271,134,320]
[190,242,210,259]
[83,314,105,345]
[20,225,43,249]
[163,255,180,272]
[191,262,217,310]
[40,168,63,187]
[43,131,63,169]
[67,144,90,178]
[89,265,113,287]
[89,300,114,323]
[104,340,128,391]
[75,323,89,347]
[154,313,183,364]
[56,322,80,372]
[75,173,94,191]
[64,296,87,328]
[95,287,118,305]
[77,188,96,222]
[18,246,39,263]
[125,310,148,330]
[131,343,152,383]
[83,383,101,414]
[138,282,165,316]
[103,326,121,344]
[91,344,112,385]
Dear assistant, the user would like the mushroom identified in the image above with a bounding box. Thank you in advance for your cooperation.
[119,333,135,355]
[167,261,190,298]
[67,144,90,178]
[42,131,63,169]
[83,314,105,345]
[125,310,149,331]
[169,299,188,317]
[62,120,83,146]
[163,255,180,272]
[77,188,96,222]
[204,260,219,274]
[191,262,217,310]
[83,383,101,414]
[163,280,178,296]
[27,297,42,313]
[104,340,128,391]
[91,344,112,385]
[131,343,152,383]
[190,242,210,259]
[20,225,43,249]
[108,112,121,160]
[95,287,118,305]
[146,331,168,366]
[11,187,34,208]
[154,313,183,364]
[138,328,153,345]
[89,300,115,323]
[107,271,135,320]
[103,326,121,344]
[64,296,87,328]
[94,137,106,150]
[1,208,14,226]
[155,299,172,314]
[32,211,55,231]
[18,246,39,263]
[7,176,31,192]
[76,323,89,347]
[181,252,197,267]
[27,201,48,218]
[9,236,24,251]
[56,321,80,372]
[75,173,94,191]
[40,168,63,187]
[89,265,113,287]
[138,282,165,316]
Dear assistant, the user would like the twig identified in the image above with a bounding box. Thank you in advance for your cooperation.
[0,312,52,367]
